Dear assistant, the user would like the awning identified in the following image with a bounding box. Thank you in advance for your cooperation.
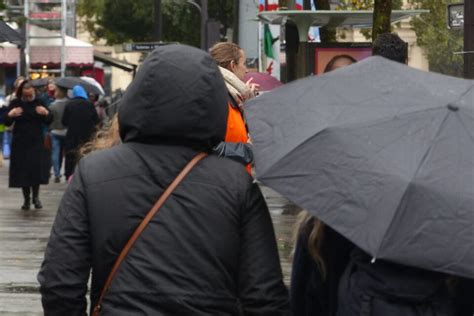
[93,50,137,73]
[29,25,93,66]
[258,10,429,41]
[0,42,20,66]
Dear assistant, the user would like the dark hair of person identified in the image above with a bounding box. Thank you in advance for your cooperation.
[16,80,33,99]
[323,54,357,73]
[372,33,408,64]
[209,42,243,70]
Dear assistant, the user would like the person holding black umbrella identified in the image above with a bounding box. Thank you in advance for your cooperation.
[289,56,358,316]
[3,80,52,210]
[62,85,99,180]
[335,32,473,316]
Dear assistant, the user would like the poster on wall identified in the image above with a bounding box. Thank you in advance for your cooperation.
[310,43,373,75]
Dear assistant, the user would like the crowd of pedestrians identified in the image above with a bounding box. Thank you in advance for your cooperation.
[0,33,472,315]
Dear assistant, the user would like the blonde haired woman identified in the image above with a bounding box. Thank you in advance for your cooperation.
[291,211,353,316]
[209,42,259,173]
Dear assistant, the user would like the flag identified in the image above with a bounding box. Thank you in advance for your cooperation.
[264,24,275,59]
[267,0,279,11]
[295,0,304,10]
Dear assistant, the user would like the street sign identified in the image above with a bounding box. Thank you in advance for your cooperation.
[448,3,464,29]
[122,42,167,52]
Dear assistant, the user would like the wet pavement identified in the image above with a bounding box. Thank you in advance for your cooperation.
[0,161,299,314]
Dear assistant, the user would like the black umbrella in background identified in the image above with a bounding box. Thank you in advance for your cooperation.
[31,78,49,88]
[55,77,103,95]
[246,56,474,278]
[0,20,23,44]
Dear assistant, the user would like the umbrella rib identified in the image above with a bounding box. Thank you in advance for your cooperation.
[374,109,452,259]
[458,113,474,142]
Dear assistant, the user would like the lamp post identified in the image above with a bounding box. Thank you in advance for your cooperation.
[186,0,208,50]
[154,0,162,41]
[464,0,474,79]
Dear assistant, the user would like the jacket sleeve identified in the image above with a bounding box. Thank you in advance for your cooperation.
[90,103,100,125]
[238,181,290,315]
[3,100,18,126]
[213,142,254,165]
[38,101,53,125]
[37,163,91,316]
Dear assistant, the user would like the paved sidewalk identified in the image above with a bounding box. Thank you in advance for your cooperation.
[0,161,66,315]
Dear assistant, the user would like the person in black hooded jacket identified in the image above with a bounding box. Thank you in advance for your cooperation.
[37,44,290,316]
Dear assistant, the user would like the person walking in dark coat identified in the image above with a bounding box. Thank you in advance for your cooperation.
[62,85,99,180]
[3,80,52,210]
[38,44,290,315]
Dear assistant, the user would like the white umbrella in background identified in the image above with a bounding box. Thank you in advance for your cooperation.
[80,76,105,95]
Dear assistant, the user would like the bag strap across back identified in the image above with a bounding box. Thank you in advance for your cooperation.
[92,152,208,315]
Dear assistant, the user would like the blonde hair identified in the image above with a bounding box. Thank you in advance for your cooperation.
[293,210,327,279]
[79,114,121,157]
[209,42,243,70]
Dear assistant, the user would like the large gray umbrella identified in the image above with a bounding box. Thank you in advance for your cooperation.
[246,56,474,278]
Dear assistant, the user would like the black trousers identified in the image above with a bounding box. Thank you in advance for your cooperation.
[22,185,39,201]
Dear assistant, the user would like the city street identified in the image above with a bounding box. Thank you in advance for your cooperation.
[0,161,298,314]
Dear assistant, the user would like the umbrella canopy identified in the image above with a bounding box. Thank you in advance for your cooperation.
[55,77,103,95]
[0,20,23,44]
[243,72,283,92]
[246,56,474,278]
[30,78,49,87]
[79,76,105,95]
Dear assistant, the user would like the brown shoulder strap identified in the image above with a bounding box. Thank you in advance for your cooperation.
[92,152,208,315]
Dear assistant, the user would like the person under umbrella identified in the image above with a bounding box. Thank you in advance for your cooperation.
[3,80,52,210]
[62,85,99,180]
[335,33,473,316]
[246,55,474,314]
[210,42,259,172]
[290,57,357,316]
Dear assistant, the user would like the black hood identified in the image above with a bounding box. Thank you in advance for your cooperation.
[119,44,228,148]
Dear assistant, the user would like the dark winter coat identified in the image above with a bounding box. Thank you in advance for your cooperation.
[62,96,99,152]
[337,248,456,316]
[291,220,353,316]
[3,98,52,187]
[38,45,290,316]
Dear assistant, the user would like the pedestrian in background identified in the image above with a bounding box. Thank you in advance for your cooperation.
[323,55,357,73]
[38,44,289,315]
[62,85,99,180]
[48,86,68,183]
[3,80,52,210]
[3,76,25,159]
[210,42,259,171]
